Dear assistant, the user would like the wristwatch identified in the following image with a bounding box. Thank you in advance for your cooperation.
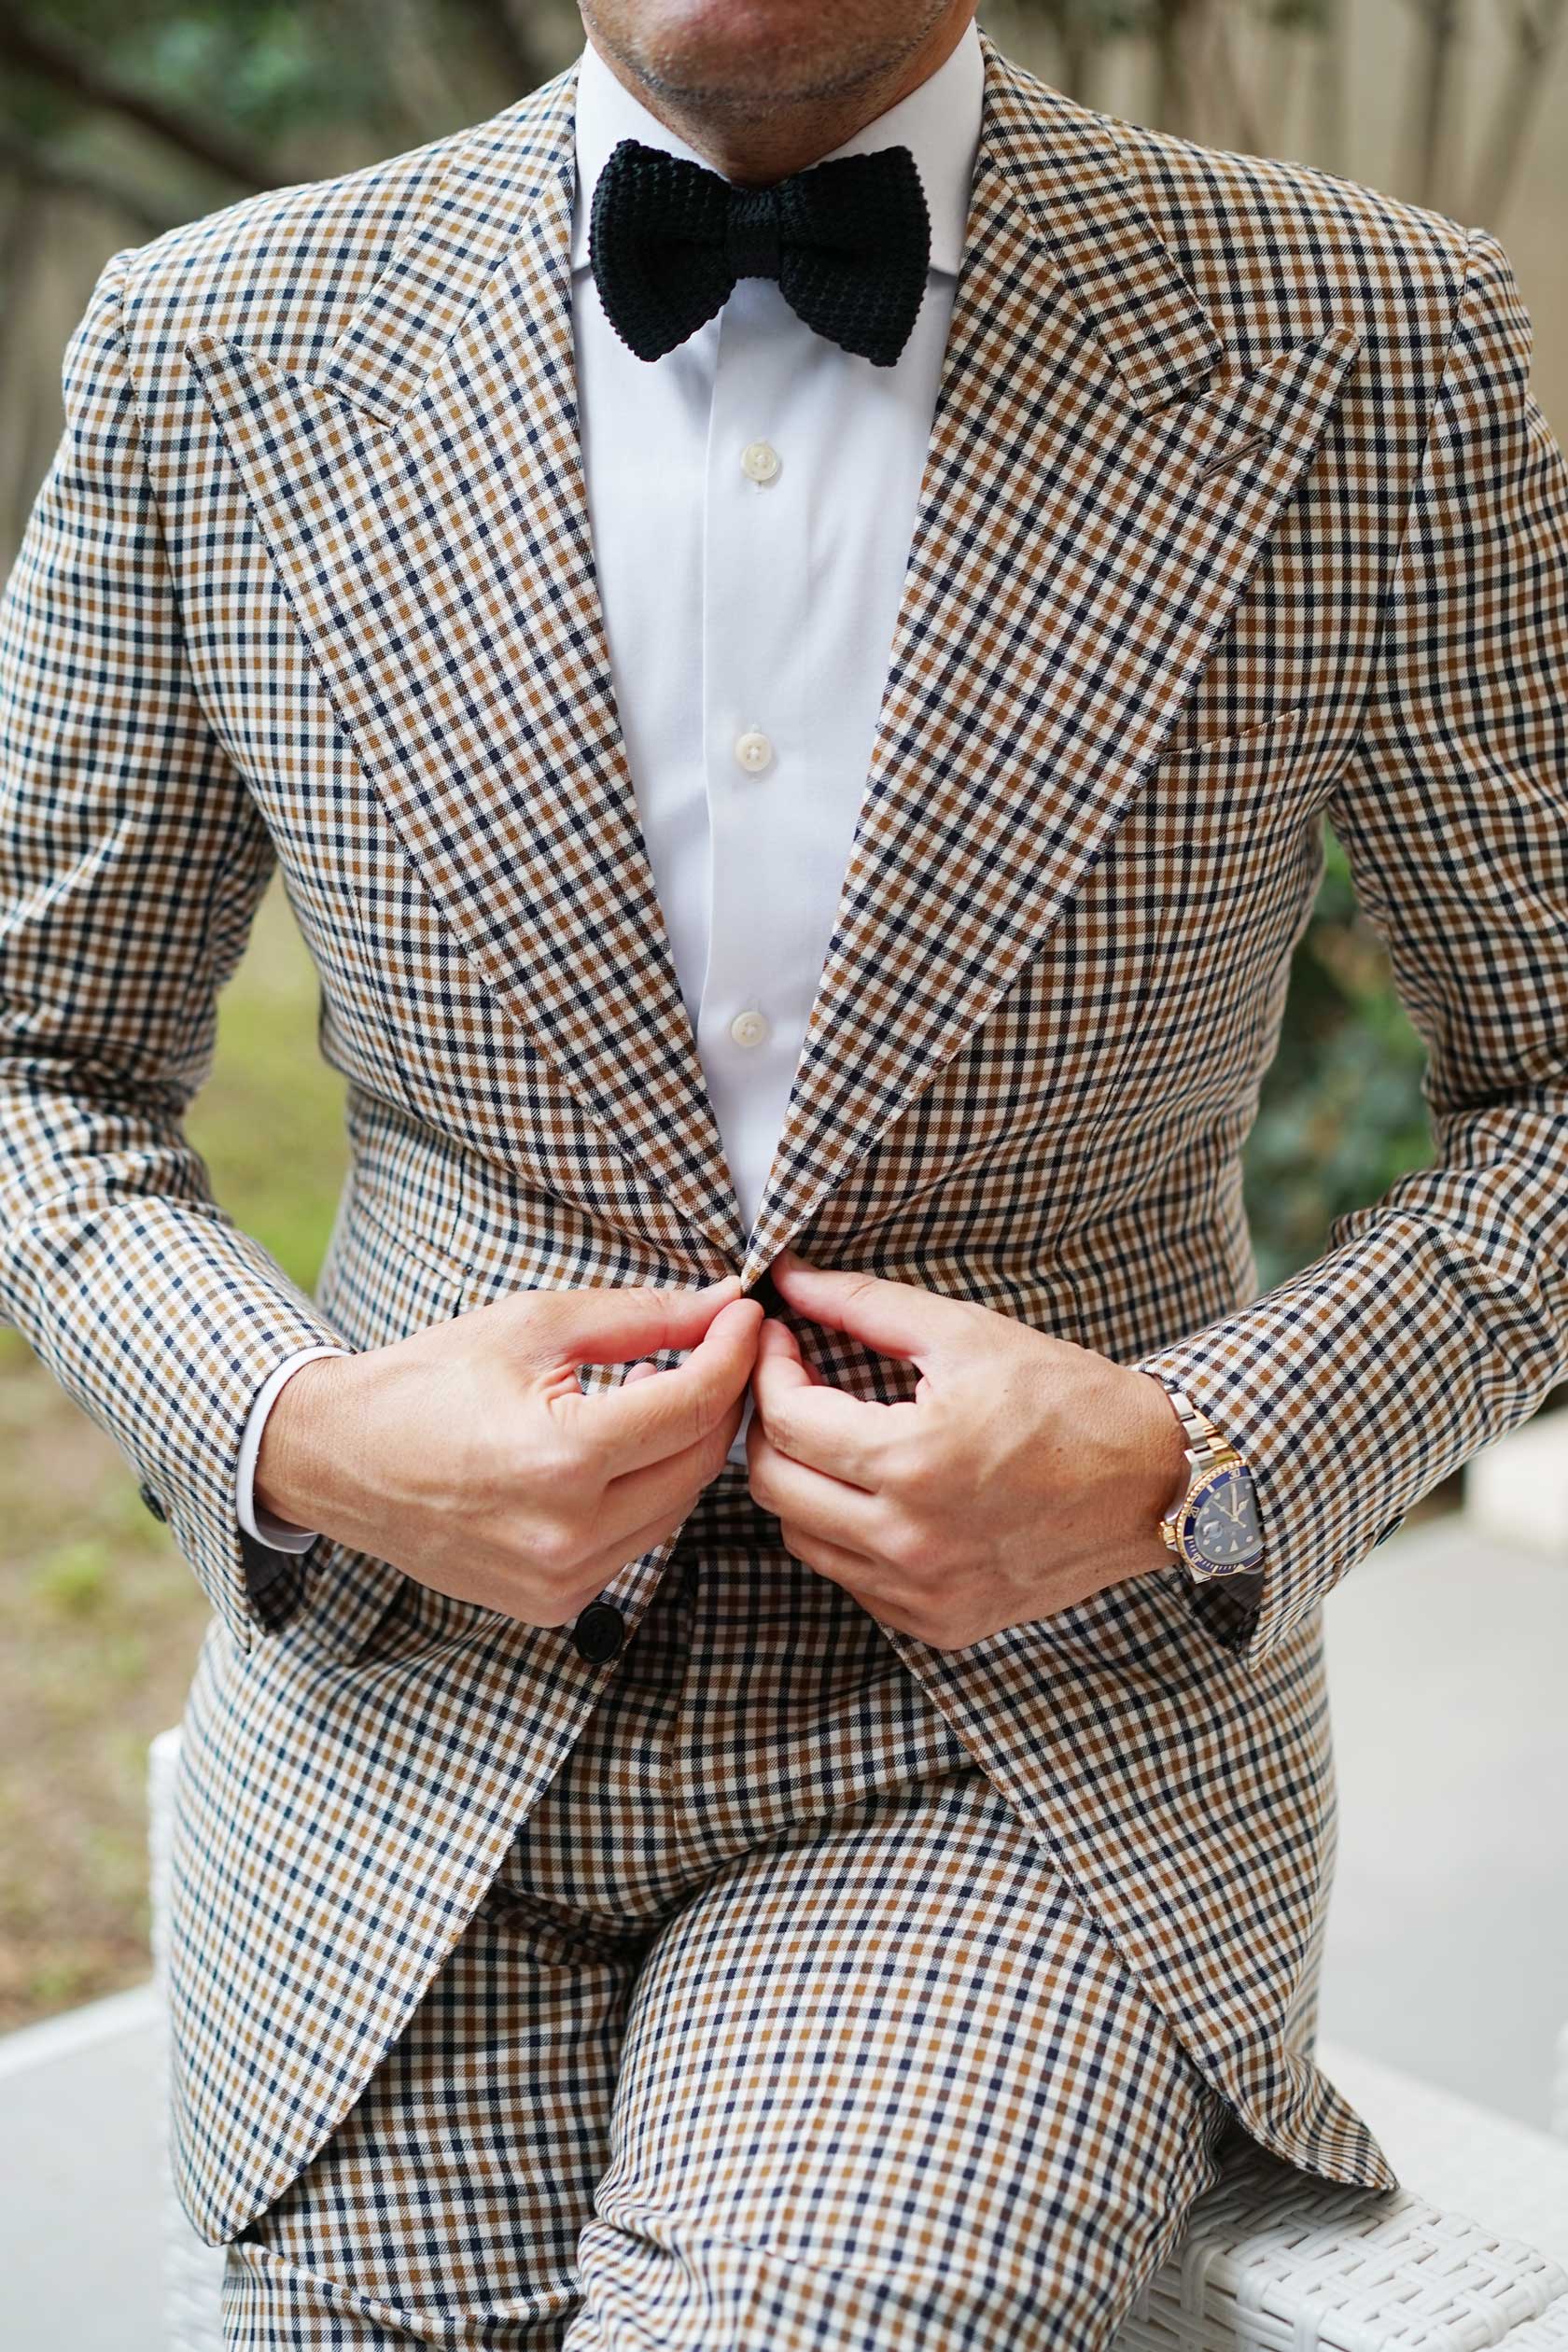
[1153,1381,1265,1580]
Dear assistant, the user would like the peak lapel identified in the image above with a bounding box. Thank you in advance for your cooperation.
[740,27,1361,1284]
[185,63,749,1262]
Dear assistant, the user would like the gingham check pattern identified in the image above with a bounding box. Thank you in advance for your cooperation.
[1,16,1564,2254]
[221,1497,1235,2348]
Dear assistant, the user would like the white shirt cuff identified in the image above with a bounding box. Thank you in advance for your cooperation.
[237,1345,352,1551]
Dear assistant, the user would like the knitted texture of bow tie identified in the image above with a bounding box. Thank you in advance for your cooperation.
[588,134,931,367]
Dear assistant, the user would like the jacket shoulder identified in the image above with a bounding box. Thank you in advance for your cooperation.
[112,71,568,381]
[1099,102,1477,361]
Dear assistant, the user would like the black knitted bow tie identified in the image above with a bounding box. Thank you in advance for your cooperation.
[588,135,931,367]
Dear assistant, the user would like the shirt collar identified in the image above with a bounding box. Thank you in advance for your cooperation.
[568,14,984,279]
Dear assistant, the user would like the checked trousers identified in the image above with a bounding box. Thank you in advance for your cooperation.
[221,1468,1234,2350]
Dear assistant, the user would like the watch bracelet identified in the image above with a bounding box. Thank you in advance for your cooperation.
[1155,1380,1259,1579]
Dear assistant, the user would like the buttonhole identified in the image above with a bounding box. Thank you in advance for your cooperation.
[1199,427,1275,483]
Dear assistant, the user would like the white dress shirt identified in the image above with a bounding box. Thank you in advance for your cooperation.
[238,16,986,1545]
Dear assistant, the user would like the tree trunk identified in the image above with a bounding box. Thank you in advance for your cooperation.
[1151,0,1207,136]
[1401,0,1465,205]
[1312,0,1349,175]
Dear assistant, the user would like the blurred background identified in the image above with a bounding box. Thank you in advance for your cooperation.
[1,0,1565,2114]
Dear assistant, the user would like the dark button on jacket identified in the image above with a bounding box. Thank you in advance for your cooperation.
[138,1482,167,1523]
[572,1601,625,1663]
[747,1267,782,1315]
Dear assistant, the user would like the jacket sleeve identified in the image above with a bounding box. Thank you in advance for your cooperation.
[1131,223,1568,1668]
[0,249,354,1655]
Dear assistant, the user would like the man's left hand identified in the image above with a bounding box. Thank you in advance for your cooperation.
[745,1248,1189,1648]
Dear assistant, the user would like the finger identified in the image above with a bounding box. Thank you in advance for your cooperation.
[569,1500,707,1599]
[533,1388,743,1578]
[587,1389,746,1549]
[746,1421,894,1558]
[531,1274,744,1373]
[766,1251,974,1371]
[571,1295,762,1477]
[750,1314,809,1391]
[776,1519,907,1618]
[750,1319,894,1490]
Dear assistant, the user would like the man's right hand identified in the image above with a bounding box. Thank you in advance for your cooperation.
[254,1275,763,1627]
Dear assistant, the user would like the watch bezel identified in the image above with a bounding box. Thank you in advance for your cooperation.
[1177,1461,1265,1577]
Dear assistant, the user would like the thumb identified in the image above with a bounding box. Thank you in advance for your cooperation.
[767,1253,974,1372]
[531,1274,743,1372]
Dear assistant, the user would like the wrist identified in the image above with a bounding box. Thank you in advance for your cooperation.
[254,1351,359,1532]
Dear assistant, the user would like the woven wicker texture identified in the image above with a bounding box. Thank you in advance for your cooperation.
[1319,2042,1568,2272]
[1117,2146,1568,2349]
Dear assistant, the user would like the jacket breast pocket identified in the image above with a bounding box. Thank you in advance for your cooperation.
[1139,699,1336,846]
[1157,696,1312,760]
[1068,699,1344,1144]
[1121,700,1340,956]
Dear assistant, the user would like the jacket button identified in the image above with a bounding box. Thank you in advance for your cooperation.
[572,1602,625,1663]
[138,1483,167,1523]
[748,1267,782,1315]
[1372,1511,1406,1548]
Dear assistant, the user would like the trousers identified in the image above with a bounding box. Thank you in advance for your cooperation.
[221,1475,1233,2349]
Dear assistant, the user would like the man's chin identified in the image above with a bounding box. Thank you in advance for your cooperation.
[587,1,899,112]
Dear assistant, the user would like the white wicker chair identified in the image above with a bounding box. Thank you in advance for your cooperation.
[147,1727,1568,2352]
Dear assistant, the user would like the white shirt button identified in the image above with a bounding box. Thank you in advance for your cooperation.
[729,1009,769,1049]
[734,728,774,774]
[741,440,780,484]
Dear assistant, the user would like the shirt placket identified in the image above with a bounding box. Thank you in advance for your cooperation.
[696,277,813,1245]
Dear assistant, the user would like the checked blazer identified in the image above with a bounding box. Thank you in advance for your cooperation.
[2,19,1566,2249]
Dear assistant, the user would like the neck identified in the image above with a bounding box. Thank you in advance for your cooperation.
[582,7,974,187]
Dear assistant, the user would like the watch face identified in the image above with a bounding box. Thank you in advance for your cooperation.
[1184,1465,1263,1570]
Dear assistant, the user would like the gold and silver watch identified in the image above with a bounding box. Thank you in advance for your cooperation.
[1154,1382,1265,1581]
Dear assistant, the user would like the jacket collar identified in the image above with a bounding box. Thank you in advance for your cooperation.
[287,21,1227,429]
